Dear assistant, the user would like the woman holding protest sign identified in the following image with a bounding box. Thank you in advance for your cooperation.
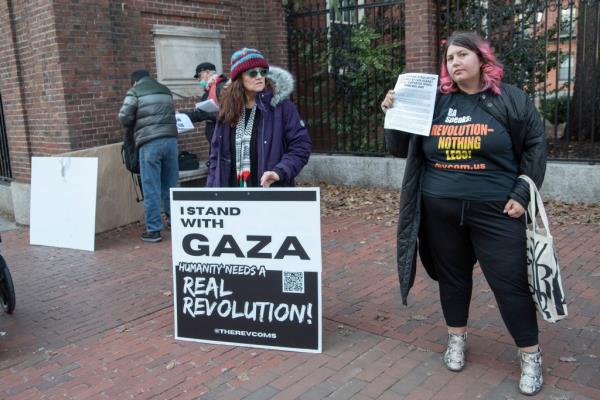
[207,48,311,188]
[381,32,547,395]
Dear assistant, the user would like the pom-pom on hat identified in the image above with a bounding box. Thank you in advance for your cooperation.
[230,48,269,81]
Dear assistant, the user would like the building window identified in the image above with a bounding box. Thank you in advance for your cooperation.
[326,0,365,77]
[559,7,577,38]
[559,54,574,82]
[536,11,543,24]
[328,0,365,25]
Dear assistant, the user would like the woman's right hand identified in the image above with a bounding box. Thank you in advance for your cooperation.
[260,171,280,188]
[381,90,395,113]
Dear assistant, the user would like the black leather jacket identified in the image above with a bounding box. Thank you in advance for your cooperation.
[385,82,547,305]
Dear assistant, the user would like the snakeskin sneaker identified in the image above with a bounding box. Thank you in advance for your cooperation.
[519,348,543,396]
[443,332,467,372]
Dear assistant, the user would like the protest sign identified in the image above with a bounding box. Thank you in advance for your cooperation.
[170,188,322,353]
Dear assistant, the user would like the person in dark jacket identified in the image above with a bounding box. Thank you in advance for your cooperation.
[207,48,311,188]
[183,62,228,145]
[118,70,179,243]
[381,32,546,396]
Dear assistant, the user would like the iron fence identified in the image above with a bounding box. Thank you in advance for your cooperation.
[0,93,13,181]
[286,0,405,154]
[287,1,598,161]
[437,0,600,162]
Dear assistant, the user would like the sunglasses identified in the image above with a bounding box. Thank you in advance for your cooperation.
[245,68,269,78]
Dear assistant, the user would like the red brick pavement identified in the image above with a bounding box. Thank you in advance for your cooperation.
[0,203,598,399]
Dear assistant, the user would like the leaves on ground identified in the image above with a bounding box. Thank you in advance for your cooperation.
[237,372,250,381]
[115,326,127,333]
[559,356,577,363]
[544,200,600,226]
[375,313,389,321]
[301,182,600,227]
[300,182,399,223]
[166,360,176,370]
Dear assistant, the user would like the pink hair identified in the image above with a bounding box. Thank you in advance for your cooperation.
[439,32,504,95]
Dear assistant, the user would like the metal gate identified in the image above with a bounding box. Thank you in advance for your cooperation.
[0,92,13,181]
[287,0,405,154]
[436,0,600,162]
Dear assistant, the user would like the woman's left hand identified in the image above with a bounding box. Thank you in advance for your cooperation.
[504,199,525,218]
[260,171,280,187]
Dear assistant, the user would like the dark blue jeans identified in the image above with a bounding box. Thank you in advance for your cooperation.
[139,137,179,233]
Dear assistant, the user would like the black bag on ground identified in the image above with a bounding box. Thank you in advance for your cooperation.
[179,151,199,171]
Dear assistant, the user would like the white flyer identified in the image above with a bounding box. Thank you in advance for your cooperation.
[384,73,438,136]
[195,99,219,113]
[175,112,195,134]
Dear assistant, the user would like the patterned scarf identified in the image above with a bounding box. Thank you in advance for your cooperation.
[235,105,256,187]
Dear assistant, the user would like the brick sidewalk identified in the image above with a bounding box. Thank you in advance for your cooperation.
[0,203,598,399]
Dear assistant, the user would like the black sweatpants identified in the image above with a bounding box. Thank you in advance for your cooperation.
[422,196,538,347]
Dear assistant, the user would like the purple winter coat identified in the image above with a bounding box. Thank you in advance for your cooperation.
[207,67,311,187]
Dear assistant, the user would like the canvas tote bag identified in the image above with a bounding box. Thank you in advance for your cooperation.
[519,175,568,323]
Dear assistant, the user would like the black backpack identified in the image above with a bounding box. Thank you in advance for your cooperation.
[121,126,140,174]
[121,127,143,202]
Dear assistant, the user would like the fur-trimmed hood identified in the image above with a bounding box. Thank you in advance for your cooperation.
[266,66,295,107]
[208,65,311,188]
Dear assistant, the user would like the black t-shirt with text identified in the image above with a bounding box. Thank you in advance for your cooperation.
[421,92,518,201]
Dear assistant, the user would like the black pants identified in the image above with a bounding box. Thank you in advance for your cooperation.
[422,196,538,347]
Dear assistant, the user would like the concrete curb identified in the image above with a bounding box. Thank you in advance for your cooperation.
[298,154,600,203]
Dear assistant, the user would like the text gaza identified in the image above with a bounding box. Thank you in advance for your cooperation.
[182,234,310,260]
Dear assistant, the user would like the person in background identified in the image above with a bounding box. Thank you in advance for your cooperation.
[207,48,311,188]
[381,31,546,395]
[118,70,179,243]
[183,62,228,145]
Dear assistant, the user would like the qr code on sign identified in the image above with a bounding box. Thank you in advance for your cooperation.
[283,271,305,294]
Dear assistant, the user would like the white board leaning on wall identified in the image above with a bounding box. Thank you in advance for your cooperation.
[30,157,98,252]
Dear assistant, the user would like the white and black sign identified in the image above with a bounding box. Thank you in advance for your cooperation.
[170,188,322,353]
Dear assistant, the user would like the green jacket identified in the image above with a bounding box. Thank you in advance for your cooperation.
[118,76,178,148]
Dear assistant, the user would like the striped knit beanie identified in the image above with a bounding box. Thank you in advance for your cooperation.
[230,48,269,81]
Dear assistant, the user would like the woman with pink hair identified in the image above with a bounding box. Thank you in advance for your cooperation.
[381,31,546,396]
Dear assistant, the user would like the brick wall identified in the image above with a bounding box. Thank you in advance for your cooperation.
[404,0,438,74]
[254,0,289,68]
[0,0,69,181]
[0,0,292,182]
